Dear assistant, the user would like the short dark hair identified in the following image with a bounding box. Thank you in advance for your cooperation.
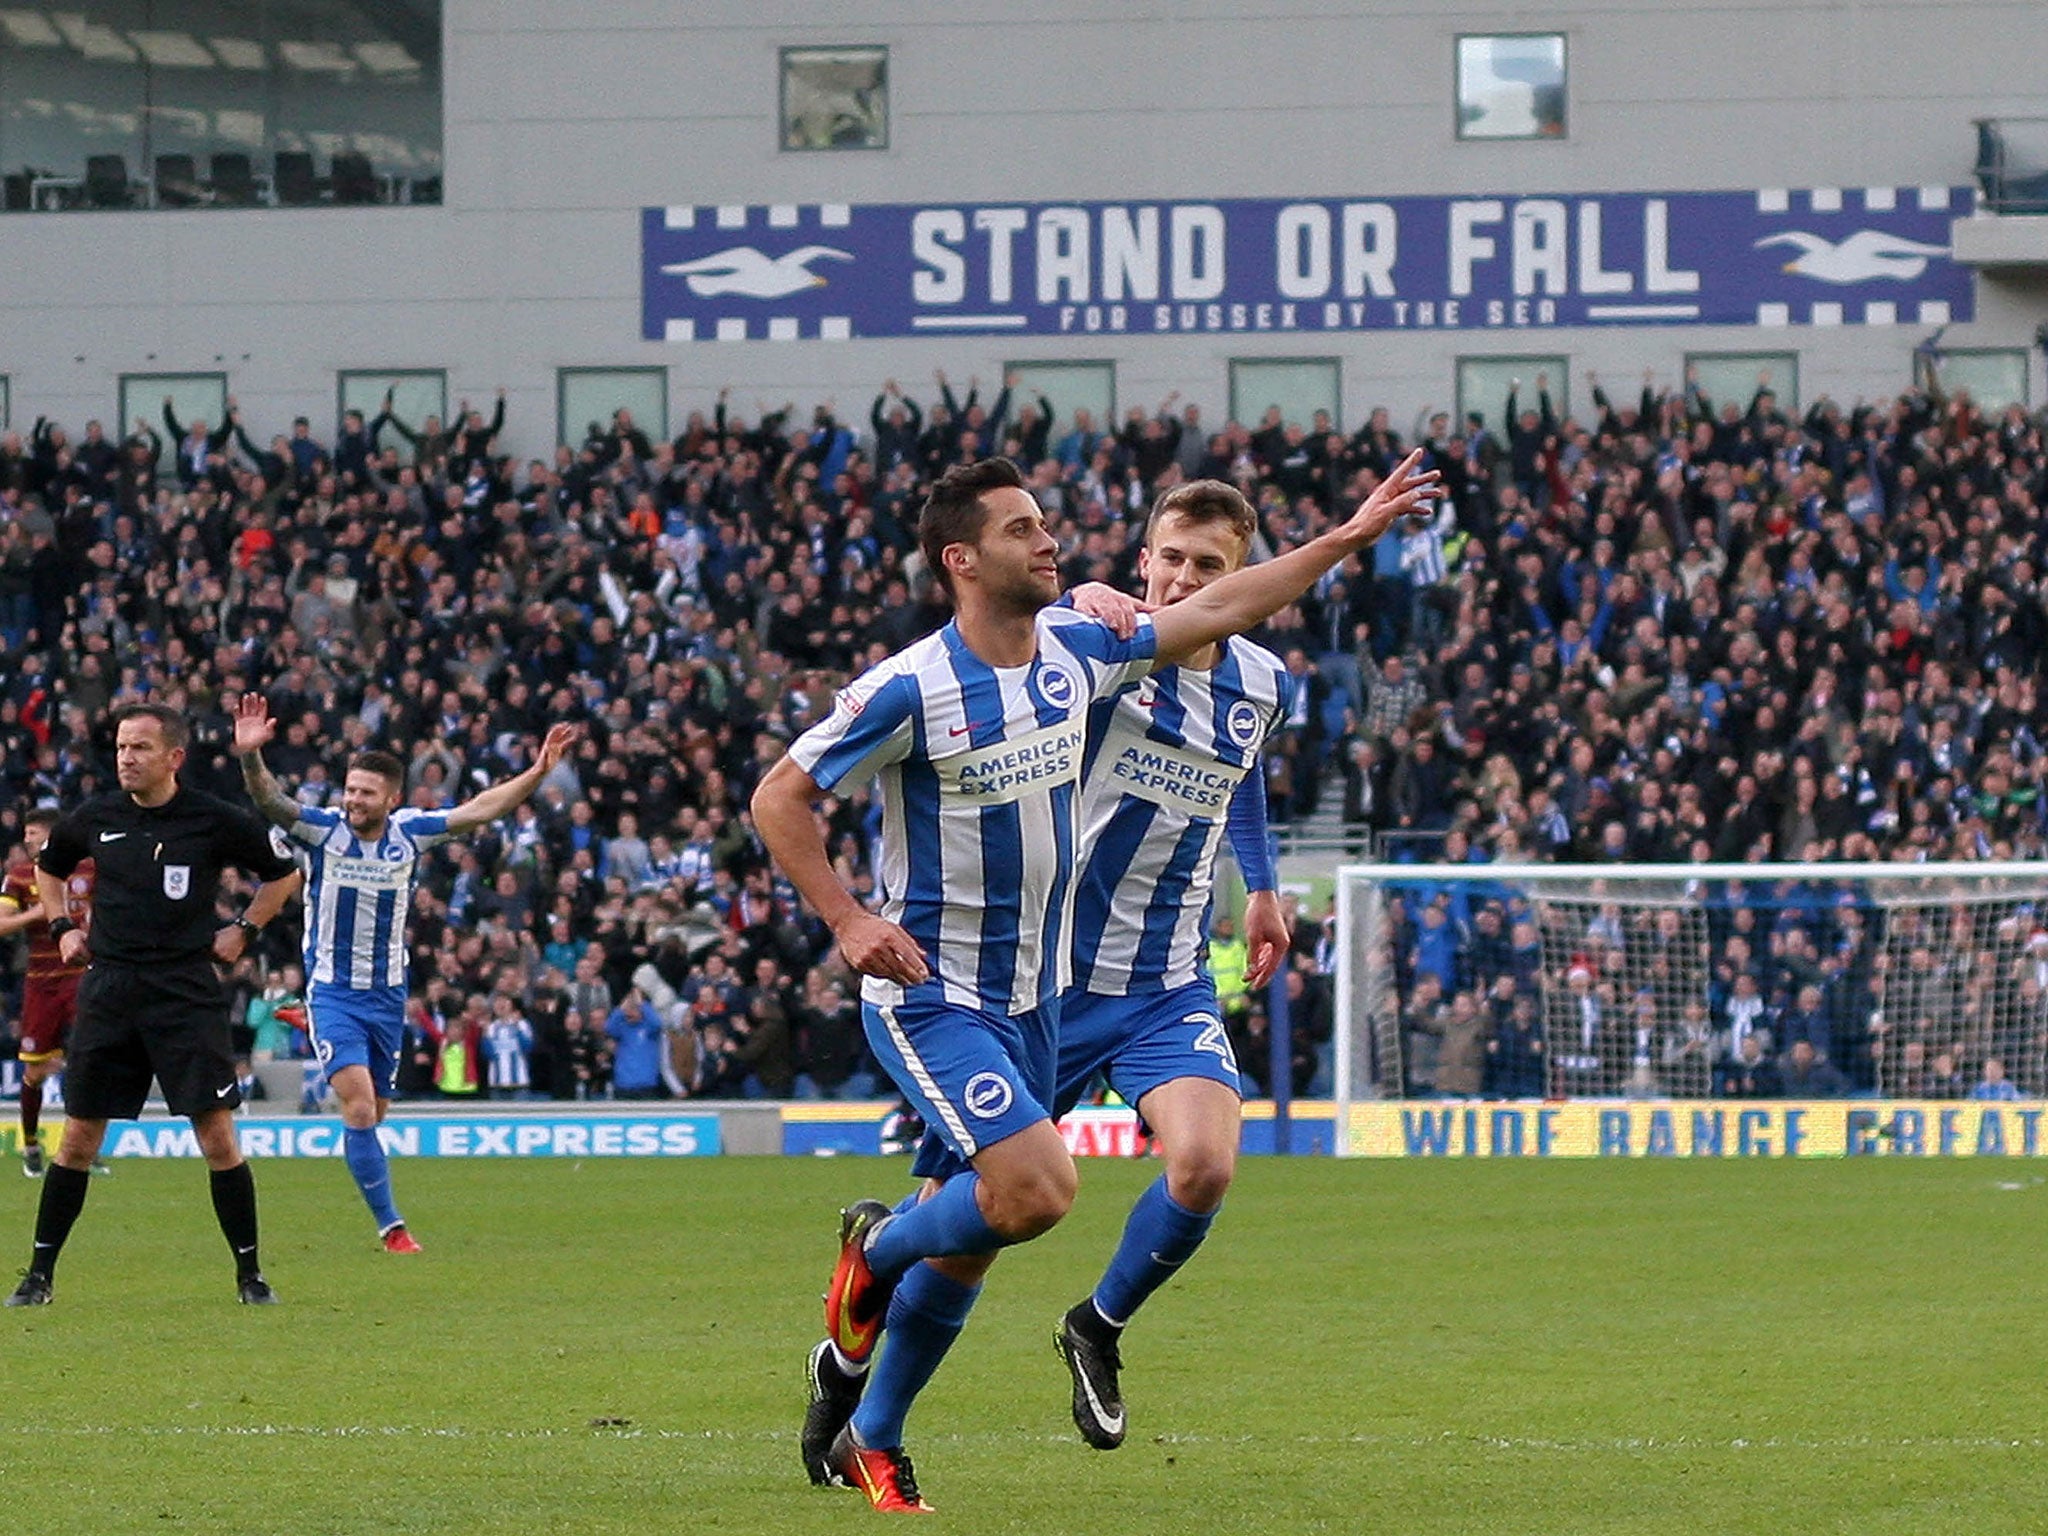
[348,750,406,790]
[1147,478,1257,554]
[24,807,59,830]
[110,702,189,750]
[917,458,1027,597]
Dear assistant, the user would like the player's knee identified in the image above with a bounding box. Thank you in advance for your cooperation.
[1166,1142,1236,1213]
[987,1158,1077,1240]
[338,1095,378,1130]
[57,1119,105,1166]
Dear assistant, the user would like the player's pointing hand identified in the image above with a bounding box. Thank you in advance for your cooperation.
[535,722,579,774]
[835,913,930,987]
[1334,448,1441,553]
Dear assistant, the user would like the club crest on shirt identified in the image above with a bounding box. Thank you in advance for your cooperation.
[963,1071,1014,1119]
[1225,699,1262,748]
[1033,664,1077,712]
[163,865,191,899]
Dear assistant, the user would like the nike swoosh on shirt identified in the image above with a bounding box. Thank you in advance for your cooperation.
[99,831,128,842]
[215,1084,236,1098]
[949,721,996,737]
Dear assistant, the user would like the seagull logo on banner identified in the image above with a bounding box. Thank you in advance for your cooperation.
[660,244,854,298]
[1753,230,1952,284]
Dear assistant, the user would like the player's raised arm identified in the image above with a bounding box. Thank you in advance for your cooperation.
[443,723,578,833]
[232,692,301,829]
[1148,449,1439,667]
[751,756,928,987]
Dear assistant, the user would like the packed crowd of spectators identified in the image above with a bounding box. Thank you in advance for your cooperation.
[1,358,2044,1102]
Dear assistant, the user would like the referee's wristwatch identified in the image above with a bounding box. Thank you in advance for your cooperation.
[48,917,77,941]
[229,916,262,940]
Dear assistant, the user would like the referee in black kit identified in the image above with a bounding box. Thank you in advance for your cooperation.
[6,703,302,1307]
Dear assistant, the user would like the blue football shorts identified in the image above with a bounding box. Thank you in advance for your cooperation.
[863,987,1060,1182]
[306,982,408,1097]
[1052,975,1243,1122]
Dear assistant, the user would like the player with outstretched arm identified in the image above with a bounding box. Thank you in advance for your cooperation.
[235,695,576,1252]
[753,451,1438,1510]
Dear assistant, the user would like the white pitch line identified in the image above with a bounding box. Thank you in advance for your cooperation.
[20,1425,2048,1453]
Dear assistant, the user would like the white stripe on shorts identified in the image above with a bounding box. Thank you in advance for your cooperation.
[878,1002,977,1158]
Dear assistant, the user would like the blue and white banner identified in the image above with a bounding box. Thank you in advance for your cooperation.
[641,187,1973,341]
[78,1114,722,1159]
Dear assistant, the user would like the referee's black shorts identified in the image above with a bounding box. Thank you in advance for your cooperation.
[65,960,244,1120]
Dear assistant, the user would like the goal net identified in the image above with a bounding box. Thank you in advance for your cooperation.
[1333,861,2048,1146]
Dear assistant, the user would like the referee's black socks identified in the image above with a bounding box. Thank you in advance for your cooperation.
[29,1163,91,1278]
[209,1162,262,1279]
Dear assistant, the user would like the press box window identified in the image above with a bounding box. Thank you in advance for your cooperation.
[119,372,228,470]
[558,368,669,453]
[1685,353,1800,417]
[1229,359,1341,437]
[780,46,888,151]
[1455,356,1568,440]
[1932,349,2030,410]
[338,370,448,464]
[1001,361,1117,452]
[1456,34,1567,141]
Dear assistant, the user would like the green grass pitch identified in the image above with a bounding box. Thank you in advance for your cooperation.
[2,1154,2044,1533]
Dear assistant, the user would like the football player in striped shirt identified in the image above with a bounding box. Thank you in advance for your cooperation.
[1049,477,1294,1450]
[755,451,1437,1510]
[234,696,575,1251]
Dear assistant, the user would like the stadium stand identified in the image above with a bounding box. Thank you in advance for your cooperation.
[0,369,2044,1104]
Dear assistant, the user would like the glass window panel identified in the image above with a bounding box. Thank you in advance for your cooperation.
[1002,361,1115,447]
[781,45,888,152]
[1936,350,2030,410]
[1685,352,1799,418]
[1230,358,1341,435]
[0,376,9,430]
[1456,356,1569,438]
[1,1,442,208]
[339,369,446,460]
[558,368,669,452]
[120,372,228,469]
[1457,34,1567,141]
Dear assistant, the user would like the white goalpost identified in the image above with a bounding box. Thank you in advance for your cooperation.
[1332,860,2048,1155]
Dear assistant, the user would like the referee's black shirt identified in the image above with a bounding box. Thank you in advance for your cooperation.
[38,786,297,969]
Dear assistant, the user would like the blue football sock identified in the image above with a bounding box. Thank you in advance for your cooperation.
[850,1263,981,1449]
[1091,1175,1215,1326]
[863,1172,1002,1282]
[343,1126,403,1233]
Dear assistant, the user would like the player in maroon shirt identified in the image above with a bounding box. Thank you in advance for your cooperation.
[0,810,94,1177]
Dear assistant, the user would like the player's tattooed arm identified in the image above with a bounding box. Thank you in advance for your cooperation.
[231,691,300,828]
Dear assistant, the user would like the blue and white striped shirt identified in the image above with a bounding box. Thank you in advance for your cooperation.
[1071,636,1289,995]
[789,608,1157,1016]
[288,806,455,990]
